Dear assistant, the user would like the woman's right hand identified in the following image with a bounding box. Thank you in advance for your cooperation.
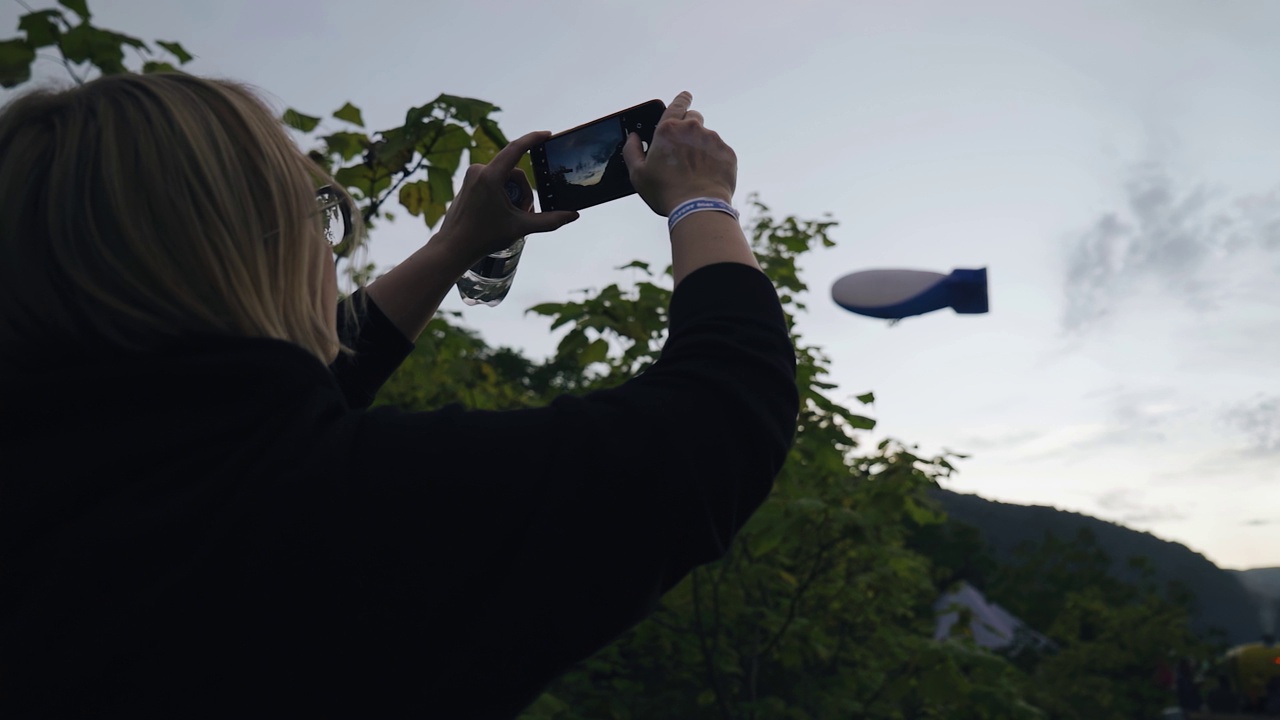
[623,91,738,217]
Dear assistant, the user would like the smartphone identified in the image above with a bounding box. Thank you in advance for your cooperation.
[529,99,666,212]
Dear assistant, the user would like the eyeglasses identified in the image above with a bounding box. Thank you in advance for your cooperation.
[316,185,353,250]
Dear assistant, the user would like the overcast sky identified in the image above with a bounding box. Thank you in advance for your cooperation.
[3,0,1277,570]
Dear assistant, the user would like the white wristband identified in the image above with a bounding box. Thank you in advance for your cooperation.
[667,197,739,233]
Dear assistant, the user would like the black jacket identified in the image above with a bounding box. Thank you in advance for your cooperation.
[0,262,798,718]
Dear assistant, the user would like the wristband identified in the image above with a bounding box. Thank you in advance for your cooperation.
[667,197,739,233]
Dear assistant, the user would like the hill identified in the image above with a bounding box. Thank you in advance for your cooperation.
[928,488,1265,645]
[1233,567,1280,639]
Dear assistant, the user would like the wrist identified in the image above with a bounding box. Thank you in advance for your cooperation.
[424,231,481,277]
[664,190,732,216]
[667,197,739,233]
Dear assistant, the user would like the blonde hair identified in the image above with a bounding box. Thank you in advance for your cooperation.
[0,73,358,373]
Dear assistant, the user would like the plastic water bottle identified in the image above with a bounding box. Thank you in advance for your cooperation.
[456,181,528,307]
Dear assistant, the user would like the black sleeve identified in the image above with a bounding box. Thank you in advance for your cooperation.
[349,262,799,717]
[328,290,415,410]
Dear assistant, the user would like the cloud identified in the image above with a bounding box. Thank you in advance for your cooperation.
[1062,164,1280,333]
[953,429,1047,452]
[1089,385,1181,435]
[1222,394,1280,455]
[1095,489,1186,524]
[985,387,1180,465]
[1245,519,1273,527]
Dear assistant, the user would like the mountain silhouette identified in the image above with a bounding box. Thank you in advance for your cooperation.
[928,488,1265,645]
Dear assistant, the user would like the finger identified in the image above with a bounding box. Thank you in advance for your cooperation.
[521,210,580,235]
[685,110,705,125]
[489,130,551,176]
[506,168,535,210]
[660,91,693,123]
[622,131,646,171]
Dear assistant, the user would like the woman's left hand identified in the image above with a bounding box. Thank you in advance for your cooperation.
[433,131,579,267]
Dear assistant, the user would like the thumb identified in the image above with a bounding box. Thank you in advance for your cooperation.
[522,210,580,235]
[622,131,646,171]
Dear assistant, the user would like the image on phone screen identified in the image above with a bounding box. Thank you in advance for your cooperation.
[531,99,664,212]
[542,120,629,211]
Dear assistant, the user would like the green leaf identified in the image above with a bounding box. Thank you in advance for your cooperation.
[843,413,876,430]
[436,94,496,126]
[58,0,90,20]
[19,11,62,49]
[58,22,92,62]
[469,124,501,165]
[156,40,193,64]
[112,32,147,50]
[856,392,875,404]
[615,260,652,274]
[903,497,942,526]
[398,179,446,229]
[398,180,429,217]
[0,39,36,89]
[141,61,179,74]
[283,109,321,133]
[323,131,367,162]
[334,164,374,197]
[423,123,471,173]
[332,101,364,127]
[580,339,609,367]
[556,329,589,361]
[479,117,509,147]
[422,201,449,230]
[60,26,137,75]
[426,165,454,208]
[748,530,784,559]
[525,302,567,318]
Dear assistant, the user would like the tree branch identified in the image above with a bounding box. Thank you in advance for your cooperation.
[755,515,842,661]
[692,570,737,720]
[362,110,453,226]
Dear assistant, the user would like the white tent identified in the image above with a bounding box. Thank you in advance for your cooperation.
[933,581,1049,650]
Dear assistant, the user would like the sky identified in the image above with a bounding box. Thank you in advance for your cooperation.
[3,0,1277,570]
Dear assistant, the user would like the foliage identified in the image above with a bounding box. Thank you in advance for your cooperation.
[286,90,536,245]
[981,530,1214,720]
[0,0,193,87]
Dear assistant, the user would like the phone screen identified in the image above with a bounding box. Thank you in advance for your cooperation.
[531,100,665,212]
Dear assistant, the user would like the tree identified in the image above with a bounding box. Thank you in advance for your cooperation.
[976,530,1214,720]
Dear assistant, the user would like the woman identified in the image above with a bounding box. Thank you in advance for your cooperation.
[0,75,798,718]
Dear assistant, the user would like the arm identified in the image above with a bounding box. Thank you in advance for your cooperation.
[622,91,762,287]
[365,131,579,342]
[328,132,578,407]
[361,240,472,343]
[328,290,415,410]
[350,261,798,717]
[341,93,798,715]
